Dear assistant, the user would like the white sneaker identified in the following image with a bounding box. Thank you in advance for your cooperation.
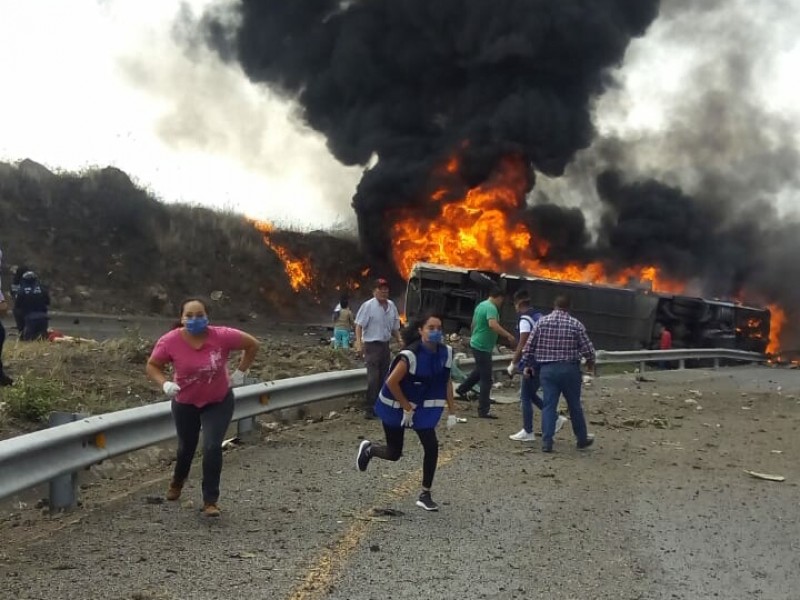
[555,415,568,434]
[509,429,536,442]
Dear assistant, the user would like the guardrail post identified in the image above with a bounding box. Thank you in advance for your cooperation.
[713,358,720,369]
[639,361,646,375]
[48,411,86,511]
[678,359,686,370]
[237,417,256,436]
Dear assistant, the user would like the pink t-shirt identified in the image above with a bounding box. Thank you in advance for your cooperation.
[150,326,244,407]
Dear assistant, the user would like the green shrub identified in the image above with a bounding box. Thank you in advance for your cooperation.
[2,376,64,422]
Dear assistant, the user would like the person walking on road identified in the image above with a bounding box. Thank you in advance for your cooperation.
[507,290,567,442]
[356,312,458,511]
[354,278,402,418]
[455,285,516,419]
[521,295,596,453]
[146,297,260,517]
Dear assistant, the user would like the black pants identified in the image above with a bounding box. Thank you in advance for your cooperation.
[364,341,391,409]
[371,423,439,489]
[21,313,48,341]
[13,307,25,333]
[171,391,235,503]
[457,348,494,415]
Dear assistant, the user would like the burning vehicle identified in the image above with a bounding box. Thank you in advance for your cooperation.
[404,262,771,353]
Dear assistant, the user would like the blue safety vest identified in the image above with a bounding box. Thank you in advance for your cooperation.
[374,342,453,429]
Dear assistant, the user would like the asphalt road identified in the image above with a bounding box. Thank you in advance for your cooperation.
[2,366,800,600]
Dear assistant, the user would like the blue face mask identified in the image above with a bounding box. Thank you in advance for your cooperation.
[427,330,444,344]
[185,316,209,335]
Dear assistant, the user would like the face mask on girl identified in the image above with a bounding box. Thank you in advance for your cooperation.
[427,330,443,344]
[185,316,209,335]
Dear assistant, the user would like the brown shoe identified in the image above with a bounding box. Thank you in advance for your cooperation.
[165,480,184,501]
[202,502,221,517]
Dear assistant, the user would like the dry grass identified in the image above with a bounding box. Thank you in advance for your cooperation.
[0,329,363,438]
[0,331,161,434]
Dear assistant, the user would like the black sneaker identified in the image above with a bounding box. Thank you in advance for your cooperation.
[577,435,595,449]
[415,491,439,511]
[356,440,372,472]
[477,413,498,419]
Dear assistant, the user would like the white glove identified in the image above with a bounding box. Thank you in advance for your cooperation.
[162,381,181,398]
[506,362,516,376]
[447,414,457,429]
[231,369,246,386]
[401,409,414,428]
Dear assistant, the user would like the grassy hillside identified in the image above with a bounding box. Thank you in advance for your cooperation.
[0,159,367,320]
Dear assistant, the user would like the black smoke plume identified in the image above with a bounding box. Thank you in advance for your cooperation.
[198,0,800,346]
[200,0,660,273]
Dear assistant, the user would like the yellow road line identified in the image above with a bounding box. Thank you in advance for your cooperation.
[286,449,460,600]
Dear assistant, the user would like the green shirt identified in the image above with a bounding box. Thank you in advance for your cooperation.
[470,299,500,352]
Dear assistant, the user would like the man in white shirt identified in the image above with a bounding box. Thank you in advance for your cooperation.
[355,278,402,418]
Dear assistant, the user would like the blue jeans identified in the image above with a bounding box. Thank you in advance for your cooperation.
[333,328,351,349]
[539,362,588,447]
[520,368,543,433]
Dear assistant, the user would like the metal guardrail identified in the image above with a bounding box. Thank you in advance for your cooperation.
[595,348,767,371]
[0,368,369,507]
[0,349,765,507]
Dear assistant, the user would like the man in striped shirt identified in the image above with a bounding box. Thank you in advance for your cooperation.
[521,295,595,452]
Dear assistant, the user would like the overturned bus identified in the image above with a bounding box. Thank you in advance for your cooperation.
[403,262,771,352]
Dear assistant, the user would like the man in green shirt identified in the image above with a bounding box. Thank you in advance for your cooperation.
[455,285,516,418]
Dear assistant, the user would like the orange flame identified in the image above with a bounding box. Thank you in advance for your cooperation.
[252,220,316,292]
[390,156,685,293]
[767,304,786,354]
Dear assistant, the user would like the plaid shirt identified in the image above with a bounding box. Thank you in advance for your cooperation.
[521,309,595,365]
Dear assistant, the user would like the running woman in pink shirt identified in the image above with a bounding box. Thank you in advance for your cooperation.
[146,297,259,517]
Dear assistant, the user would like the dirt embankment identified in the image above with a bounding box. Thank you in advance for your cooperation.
[0,159,369,321]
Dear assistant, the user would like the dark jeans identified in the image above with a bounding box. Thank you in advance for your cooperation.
[13,307,25,333]
[371,423,439,489]
[520,370,543,434]
[539,362,588,448]
[457,348,493,415]
[21,313,48,341]
[364,341,391,409]
[171,390,235,503]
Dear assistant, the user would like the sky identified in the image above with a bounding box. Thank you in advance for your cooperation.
[0,0,799,230]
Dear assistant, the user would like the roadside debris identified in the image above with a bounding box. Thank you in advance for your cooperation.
[744,470,786,482]
[221,437,242,450]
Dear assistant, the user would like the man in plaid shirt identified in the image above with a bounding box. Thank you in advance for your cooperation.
[521,295,595,452]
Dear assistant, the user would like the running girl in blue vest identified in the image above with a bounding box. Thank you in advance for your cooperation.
[355,312,458,511]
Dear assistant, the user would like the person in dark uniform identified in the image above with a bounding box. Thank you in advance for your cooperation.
[10,264,30,333]
[15,271,50,341]
[355,312,459,511]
